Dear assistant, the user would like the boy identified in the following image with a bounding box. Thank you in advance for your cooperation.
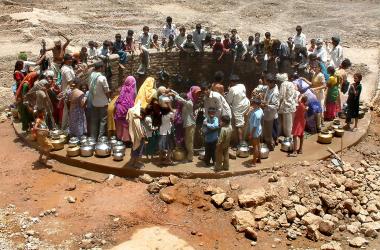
[202,107,219,167]
[32,108,53,165]
[215,115,232,171]
[137,26,152,74]
[165,34,175,52]
[181,34,200,54]
[249,98,264,167]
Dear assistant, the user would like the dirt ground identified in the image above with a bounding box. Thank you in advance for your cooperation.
[1,0,380,249]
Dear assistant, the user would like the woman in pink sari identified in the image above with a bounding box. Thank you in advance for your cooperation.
[114,76,137,142]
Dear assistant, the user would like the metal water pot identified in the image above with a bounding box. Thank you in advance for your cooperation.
[237,142,250,158]
[281,137,293,152]
[95,142,111,157]
[260,144,270,159]
[68,137,80,148]
[80,144,94,157]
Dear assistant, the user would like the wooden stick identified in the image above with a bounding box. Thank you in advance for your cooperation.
[327,147,342,162]
[340,134,343,163]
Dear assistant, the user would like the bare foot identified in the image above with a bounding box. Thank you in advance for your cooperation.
[288,152,297,157]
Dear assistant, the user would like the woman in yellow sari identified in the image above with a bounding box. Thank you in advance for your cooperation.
[135,77,156,109]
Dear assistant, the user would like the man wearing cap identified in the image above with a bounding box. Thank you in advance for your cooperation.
[88,61,111,139]
[226,74,250,146]
[313,38,327,64]
[60,53,75,130]
[46,31,71,78]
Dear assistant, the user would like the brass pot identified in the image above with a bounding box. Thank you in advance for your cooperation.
[173,148,186,161]
[11,108,19,119]
[51,138,65,150]
[334,127,345,137]
[330,124,340,130]
[67,145,80,157]
[333,119,341,125]
[318,131,333,144]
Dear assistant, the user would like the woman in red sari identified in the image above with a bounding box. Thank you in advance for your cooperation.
[13,61,24,95]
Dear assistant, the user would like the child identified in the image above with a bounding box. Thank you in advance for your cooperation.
[248,98,264,167]
[344,73,362,131]
[308,38,316,53]
[202,107,219,166]
[212,37,225,62]
[143,105,159,159]
[151,34,160,50]
[165,34,175,52]
[158,101,175,165]
[32,108,53,164]
[215,115,232,171]
[289,95,308,157]
[222,33,230,50]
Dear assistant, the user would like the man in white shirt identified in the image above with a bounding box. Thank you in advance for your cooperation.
[277,73,297,138]
[89,62,111,139]
[313,38,327,64]
[87,41,97,60]
[293,25,307,48]
[326,36,344,68]
[192,23,206,52]
[201,82,231,119]
[262,73,279,151]
[97,40,111,60]
[137,26,152,74]
[175,26,187,50]
[162,16,177,43]
[60,54,75,130]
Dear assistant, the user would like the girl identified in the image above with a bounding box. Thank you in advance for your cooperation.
[158,99,175,165]
[289,95,308,157]
[344,73,362,131]
[143,104,158,159]
[324,66,340,121]
[32,108,53,164]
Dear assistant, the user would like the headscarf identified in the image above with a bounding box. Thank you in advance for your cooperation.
[135,77,156,109]
[187,86,201,104]
[127,100,144,151]
[15,71,39,99]
[115,76,136,120]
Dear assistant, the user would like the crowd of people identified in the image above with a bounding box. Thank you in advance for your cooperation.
[12,17,363,169]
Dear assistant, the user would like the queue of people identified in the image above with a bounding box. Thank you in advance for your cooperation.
[11,18,363,169]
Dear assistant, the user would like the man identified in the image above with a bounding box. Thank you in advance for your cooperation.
[162,16,177,43]
[313,38,327,64]
[87,41,97,59]
[113,34,128,64]
[326,36,343,68]
[293,25,307,48]
[46,31,71,78]
[262,73,279,151]
[137,26,152,75]
[181,34,200,53]
[201,82,231,119]
[97,40,110,60]
[277,73,297,138]
[273,39,291,73]
[175,26,187,49]
[263,32,273,72]
[60,54,75,130]
[226,74,250,146]
[88,62,111,139]
[192,23,206,52]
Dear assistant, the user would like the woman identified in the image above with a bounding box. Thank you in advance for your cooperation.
[300,64,326,119]
[135,77,156,109]
[115,76,136,142]
[292,74,322,133]
[127,100,145,167]
[345,73,362,131]
[15,71,39,131]
[13,61,24,95]
[67,80,87,138]
[324,66,340,121]
[335,58,352,110]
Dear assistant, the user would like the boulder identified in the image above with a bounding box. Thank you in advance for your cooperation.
[238,188,266,208]
[159,186,175,204]
[158,176,171,186]
[231,210,256,232]
[254,206,269,220]
[244,227,258,241]
[211,193,227,207]
[169,175,180,185]
[295,204,309,217]
[320,241,342,250]
[306,224,321,242]
[348,237,368,248]
[319,219,335,236]
[222,197,234,210]
[302,213,322,226]
[138,174,154,184]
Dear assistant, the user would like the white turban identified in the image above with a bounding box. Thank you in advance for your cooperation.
[276,73,288,83]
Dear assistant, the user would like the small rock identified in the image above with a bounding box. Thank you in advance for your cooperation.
[364,228,378,238]
[159,187,175,204]
[222,197,234,210]
[294,204,308,217]
[254,206,269,220]
[306,224,321,242]
[211,193,227,207]
[25,230,35,236]
[238,188,266,208]
[286,209,297,222]
[191,230,197,235]
[231,210,256,232]
[169,175,180,185]
[158,176,171,186]
[287,229,297,240]
[147,182,161,194]
[139,174,154,184]
[251,241,257,246]
[302,161,310,166]
[268,175,278,182]
[84,233,94,239]
[244,227,258,241]
[319,220,335,236]
[204,186,225,195]
[113,217,120,222]
[65,184,76,191]
[282,200,293,208]
[320,241,342,250]
[66,196,76,203]
[348,237,368,248]
[347,224,360,234]
[230,182,240,190]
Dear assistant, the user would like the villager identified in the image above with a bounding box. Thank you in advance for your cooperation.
[165,34,175,51]
[135,77,156,109]
[181,34,200,54]
[262,73,279,151]
[60,54,75,130]
[151,34,160,50]
[175,26,187,50]
[344,73,362,131]
[313,38,327,65]
[67,79,87,138]
[202,82,231,119]
[113,33,128,64]
[277,73,297,138]
[46,31,71,77]
[137,26,152,75]
[308,38,316,53]
[203,107,219,167]
[211,71,225,95]
[142,104,158,159]
[32,108,53,164]
[249,98,264,167]
[289,95,308,157]
[293,25,307,48]
[162,16,177,43]
[97,40,111,60]
[212,37,225,62]
[222,33,230,50]
[158,100,174,165]
[324,66,340,121]
[326,36,344,68]
[215,115,232,171]
[192,23,206,52]
[87,41,97,59]
[128,100,145,167]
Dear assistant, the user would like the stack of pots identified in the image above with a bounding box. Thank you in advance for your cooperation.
[112,140,126,161]
[67,137,80,157]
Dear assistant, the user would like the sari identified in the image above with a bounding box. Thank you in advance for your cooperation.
[16,72,38,131]
[135,77,156,109]
[325,75,339,121]
[68,88,87,138]
[107,95,118,137]
[127,100,144,152]
[115,76,136,141]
